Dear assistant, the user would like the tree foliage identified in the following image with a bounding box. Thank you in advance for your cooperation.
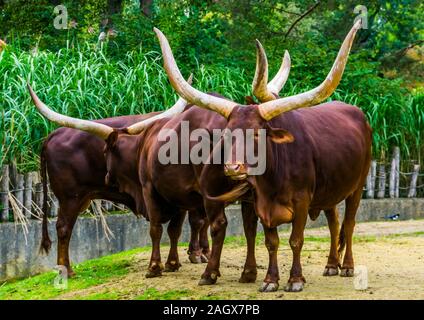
[0,0,423,164]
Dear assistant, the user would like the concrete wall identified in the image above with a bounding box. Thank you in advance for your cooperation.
[1,199,423,282]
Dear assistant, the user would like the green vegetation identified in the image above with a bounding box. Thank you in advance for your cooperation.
[1,229,423,300]
[0,46,250,171]
[0,247,145,300]
[1,1,423,170]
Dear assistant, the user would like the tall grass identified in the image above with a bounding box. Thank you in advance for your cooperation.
[0,44,251,171]
[0,44,423,172]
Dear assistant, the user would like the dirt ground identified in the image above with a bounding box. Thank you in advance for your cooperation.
[57,220,424,300]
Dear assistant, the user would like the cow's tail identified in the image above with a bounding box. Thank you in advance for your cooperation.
[39,143,52,255]
[204,182,250,203]
[337,222,346,265]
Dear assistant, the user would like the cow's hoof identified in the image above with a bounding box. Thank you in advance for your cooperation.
[340,268,354,277]
[239,270,257,283]
[259,282,279,292]
[164,261,181,272]
[145,270,162,278]
[323,266,339,276]
[198,273,218,286]
[188,253,202,264]
[200,254,209,263]
[284,281,304,292]
[145,262,163,278]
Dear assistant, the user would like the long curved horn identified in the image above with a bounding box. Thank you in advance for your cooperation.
[153,27,238,119]
[126,74,193,134]
[258,20,361,121]
[268,50,291,97]
[28,84,114,139]
[252,40,291,102]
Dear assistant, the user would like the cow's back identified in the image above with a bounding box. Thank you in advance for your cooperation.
[44,113,158,201]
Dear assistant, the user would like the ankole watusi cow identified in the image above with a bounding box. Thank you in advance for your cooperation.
[33,77,211,276]
[29,47,293,281]
[154,20,372,292]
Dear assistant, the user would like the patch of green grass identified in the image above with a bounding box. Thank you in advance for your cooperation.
[224,232,266,246]
[135,288,192,300]
[0,247,147,300]
[76,291,122,300]
[222,228,424,249]
[386,231,424,238]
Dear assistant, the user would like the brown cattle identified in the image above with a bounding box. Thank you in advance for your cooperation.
[36,92,210,276]
[154,20,372,292]
[30,89,252,278]
[30,48,293,281]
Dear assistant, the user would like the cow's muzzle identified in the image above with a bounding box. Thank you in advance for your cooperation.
[224,162,247,180]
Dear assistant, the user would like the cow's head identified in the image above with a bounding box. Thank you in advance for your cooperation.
[153,21,361,183]
[223,43,293,179]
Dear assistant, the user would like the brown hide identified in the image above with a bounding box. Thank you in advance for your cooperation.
[196,100,372,290]
[198,101,371,228]
[44,114,155,216]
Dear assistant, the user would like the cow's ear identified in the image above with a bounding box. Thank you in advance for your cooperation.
[266,124,294,144]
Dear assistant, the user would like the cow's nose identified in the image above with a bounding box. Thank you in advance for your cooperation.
[226,163,241,172]
[224,162,246,177]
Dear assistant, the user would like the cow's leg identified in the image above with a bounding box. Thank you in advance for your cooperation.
[199,216,210,262]
[164,210,186,272]
[198,203,227,285]
[56,199,87,277]
[239,201,258,283]
[339,188,362,277]
[284,203,308,292]
[259,226,279,292]
[144,184,164,278]
[187,210,204,264]
[323,207,340,276]
[146,220,164,278]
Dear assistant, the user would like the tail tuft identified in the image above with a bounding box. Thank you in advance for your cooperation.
[39,143,52,255]
[39,237,52,255]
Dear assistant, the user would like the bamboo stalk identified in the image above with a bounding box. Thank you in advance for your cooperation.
[394,147,400,198]
[34,182,44,217]
[408,164,420,198]
[1,165,10,222]
[377,164,386,199]
[366,160,376,198]
[389,157,396,198]
[14,174,25,218]
[24,173,33,218]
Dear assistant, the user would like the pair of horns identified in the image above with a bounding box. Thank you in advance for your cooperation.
[252,41,291,102]
[28,75,192,140]
[155,20,361,121]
